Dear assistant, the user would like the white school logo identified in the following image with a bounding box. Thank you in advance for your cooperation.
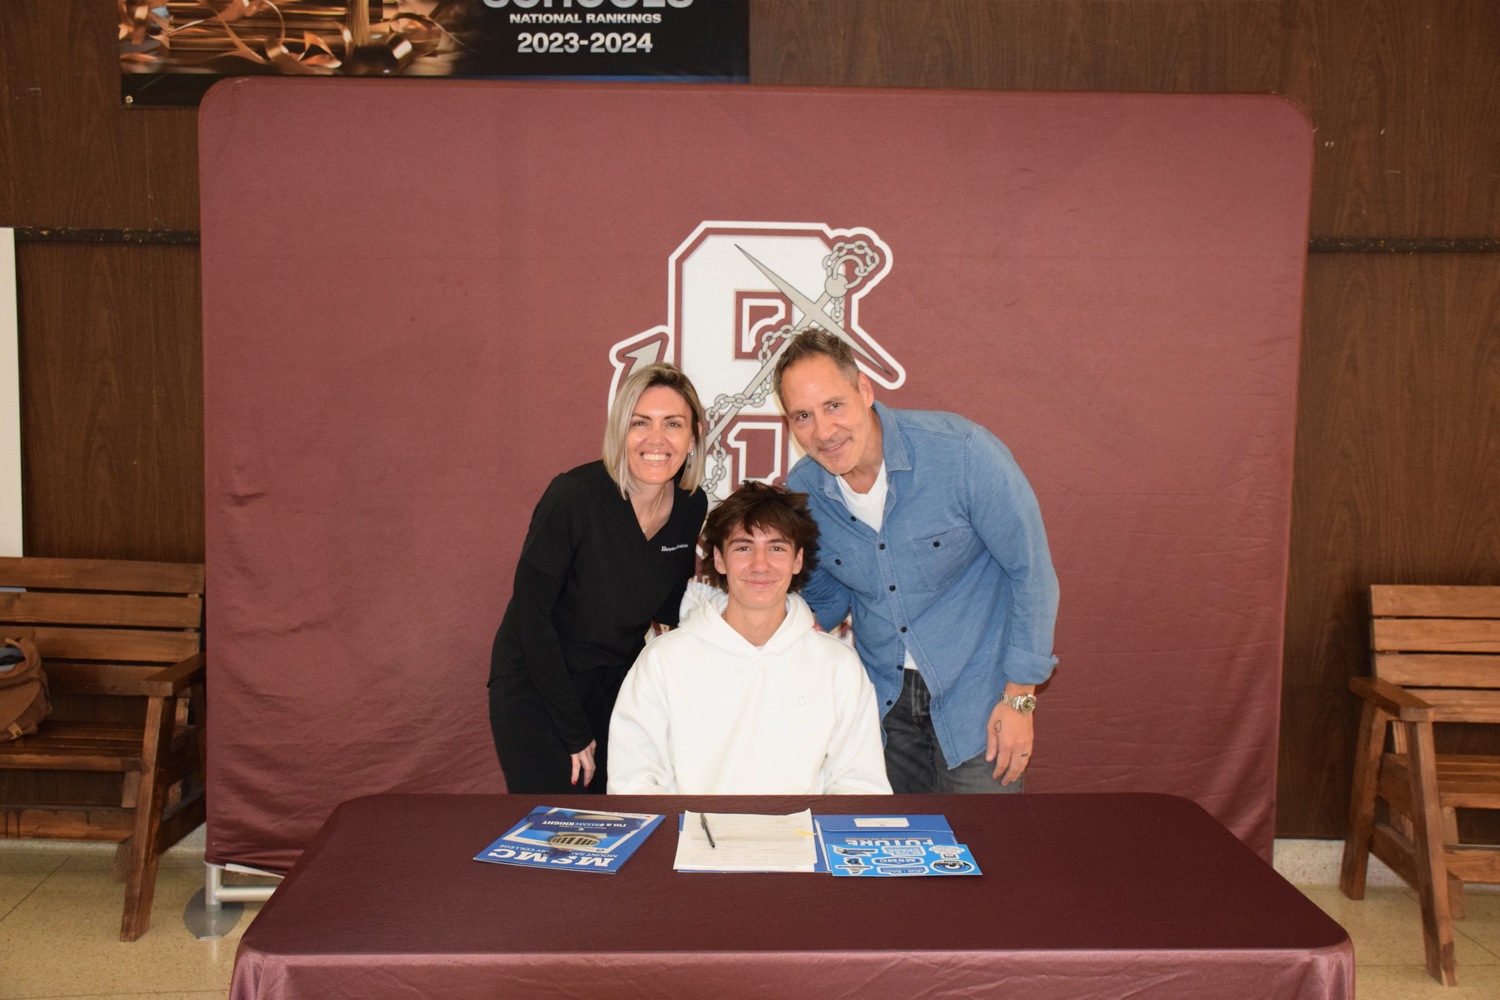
[607,222,906,502]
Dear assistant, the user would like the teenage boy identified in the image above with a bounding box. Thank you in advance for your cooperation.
[607,482,891,795]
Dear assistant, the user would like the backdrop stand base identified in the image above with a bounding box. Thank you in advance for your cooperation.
[183,888,244,939]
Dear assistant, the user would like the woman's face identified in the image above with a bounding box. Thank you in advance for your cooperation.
[625,386,696,489]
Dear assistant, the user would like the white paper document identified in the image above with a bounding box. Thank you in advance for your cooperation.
[674,810,819,872]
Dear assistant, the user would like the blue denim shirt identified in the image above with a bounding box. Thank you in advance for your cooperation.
[788,402,1059,770]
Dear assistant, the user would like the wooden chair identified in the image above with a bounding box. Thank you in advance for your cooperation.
[1340,584,1500,986]
[0,556,206,940]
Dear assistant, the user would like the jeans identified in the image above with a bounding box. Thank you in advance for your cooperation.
[883,670,1024,794]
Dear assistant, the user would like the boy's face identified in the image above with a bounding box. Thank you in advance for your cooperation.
[712,523,804,616]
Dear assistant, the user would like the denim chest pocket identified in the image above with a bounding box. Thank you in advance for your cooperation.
[909,525,981,592]
[820,538,883,600]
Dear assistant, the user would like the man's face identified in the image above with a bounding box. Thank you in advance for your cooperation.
[777,355,878,481]
[713,524,804,616]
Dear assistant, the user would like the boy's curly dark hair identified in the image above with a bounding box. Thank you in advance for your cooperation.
[701,482,820,593]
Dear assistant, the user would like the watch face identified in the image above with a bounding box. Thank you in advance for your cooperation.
[1013,694,1037,713]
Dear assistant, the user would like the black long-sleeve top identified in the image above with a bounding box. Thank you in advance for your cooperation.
[489,461,706,753]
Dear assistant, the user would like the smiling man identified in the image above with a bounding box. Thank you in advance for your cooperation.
[773,328,1059,795]
[606,482,891,795]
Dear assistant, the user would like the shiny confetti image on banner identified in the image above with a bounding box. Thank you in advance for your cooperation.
[119,1,749,106]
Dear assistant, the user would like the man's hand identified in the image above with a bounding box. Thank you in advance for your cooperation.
[570,740,598,787]
[985,690,1035,785]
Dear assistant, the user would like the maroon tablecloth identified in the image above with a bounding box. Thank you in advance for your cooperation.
[230,793,1351,1000]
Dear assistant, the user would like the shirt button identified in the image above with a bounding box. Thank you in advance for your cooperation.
[878,543,885,550]
[900,626,907,633]
[834,558,841,565]
[933,540,941,547]
[888,584,896,592]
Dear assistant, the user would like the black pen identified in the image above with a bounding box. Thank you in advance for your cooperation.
[699,811,717,849]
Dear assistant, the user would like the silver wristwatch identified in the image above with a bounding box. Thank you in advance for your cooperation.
[1002,693,1037,714]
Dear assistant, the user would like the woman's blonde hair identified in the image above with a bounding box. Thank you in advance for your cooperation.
[602,362,706,497]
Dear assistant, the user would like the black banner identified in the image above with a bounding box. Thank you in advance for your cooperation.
[120,1,748,108]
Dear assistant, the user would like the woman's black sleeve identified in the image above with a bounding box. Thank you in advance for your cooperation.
[502,482,593,753]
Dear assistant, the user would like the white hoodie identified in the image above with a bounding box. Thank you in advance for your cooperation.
[607,593,891,795]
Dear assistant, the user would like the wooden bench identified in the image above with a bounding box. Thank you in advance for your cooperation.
[1340,584,1500,986]
[0,556,206,941]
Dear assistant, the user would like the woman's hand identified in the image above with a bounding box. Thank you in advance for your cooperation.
[570,740,598,787]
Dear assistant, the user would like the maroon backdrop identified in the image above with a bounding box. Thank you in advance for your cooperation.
[199,79,1311,871]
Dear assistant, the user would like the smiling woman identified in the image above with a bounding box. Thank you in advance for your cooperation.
[620,384,696,540]
[487,363,708,794]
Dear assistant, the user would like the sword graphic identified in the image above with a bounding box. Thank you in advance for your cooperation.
[703,246,884,444]
[736,245,888,371]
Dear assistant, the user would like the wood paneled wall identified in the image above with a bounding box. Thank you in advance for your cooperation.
[15,243,204,562]
[3,0,1497,838]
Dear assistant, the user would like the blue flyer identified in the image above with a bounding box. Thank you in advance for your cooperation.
[474,806,664,874]
[815,814,982,877]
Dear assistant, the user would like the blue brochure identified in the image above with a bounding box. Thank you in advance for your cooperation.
[474,806,664,874]
[814,814,982,877]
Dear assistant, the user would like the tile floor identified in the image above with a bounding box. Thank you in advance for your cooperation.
[1,837,1498,998]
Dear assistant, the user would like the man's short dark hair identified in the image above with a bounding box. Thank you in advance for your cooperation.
[701,482,820,593]
[772,327,862,404]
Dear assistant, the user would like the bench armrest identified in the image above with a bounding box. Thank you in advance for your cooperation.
[141,651,206,698]
[1349,675,1435,722]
